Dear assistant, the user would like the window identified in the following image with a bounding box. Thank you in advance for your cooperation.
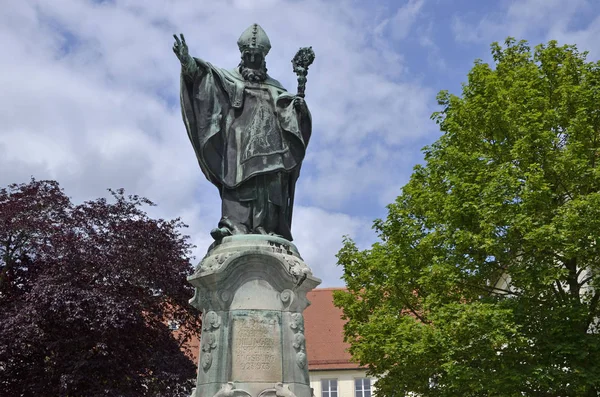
[355,378,371,397]
[321,379,338,397]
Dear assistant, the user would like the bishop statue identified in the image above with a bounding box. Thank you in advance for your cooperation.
[173,24,313,242]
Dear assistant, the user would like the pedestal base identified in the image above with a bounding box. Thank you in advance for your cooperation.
[188,235,321,397]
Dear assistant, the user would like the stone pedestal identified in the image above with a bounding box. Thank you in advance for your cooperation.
[188,235,321,397]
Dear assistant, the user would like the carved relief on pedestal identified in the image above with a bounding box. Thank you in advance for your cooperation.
[201,311,222,371]
[213,382,252,397]
[280,289,295,309]
[219,289,232,303]
[289,313,307,368]
[284,256,311,277]
[231,311,282,381]
[275,383,298,397]
[186,234,322,397]
[216,252,232,265]
[200,252,234,273]
[190,287,215,311]
[257,383,298,397]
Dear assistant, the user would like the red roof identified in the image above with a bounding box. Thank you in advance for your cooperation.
[304,288,362,371]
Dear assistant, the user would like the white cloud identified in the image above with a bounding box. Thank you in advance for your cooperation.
[549,15,600,59]
[375,0,425,41]
[451,0,597,55]
[0,0,436,286]
[417,22,447,72]
[292,206,375,286]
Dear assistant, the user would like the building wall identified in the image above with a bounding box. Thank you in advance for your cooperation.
[309,369,375,397]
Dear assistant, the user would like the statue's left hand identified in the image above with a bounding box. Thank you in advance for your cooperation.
[293,96,308,114]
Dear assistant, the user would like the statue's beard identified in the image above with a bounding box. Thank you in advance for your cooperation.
[239,61,268,82]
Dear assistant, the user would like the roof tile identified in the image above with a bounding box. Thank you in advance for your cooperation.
[304,288,362,370]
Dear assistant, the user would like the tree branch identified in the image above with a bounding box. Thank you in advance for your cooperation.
[461,281,522,297]
[563,257,580,300]
[553,280,567,302]
[0,233,14,289]
[586,291,599,330]
[579,275,594,288]
[10,231,29,254]
[397,289,431,324]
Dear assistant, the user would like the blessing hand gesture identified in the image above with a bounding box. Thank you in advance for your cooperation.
[172,33,189,64]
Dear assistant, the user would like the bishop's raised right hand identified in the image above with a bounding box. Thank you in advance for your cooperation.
[172,33,189,64]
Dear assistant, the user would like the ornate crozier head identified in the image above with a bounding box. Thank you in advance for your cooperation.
[237,23,270,82]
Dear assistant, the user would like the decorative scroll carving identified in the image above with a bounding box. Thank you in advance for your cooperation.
[216,252,232,265]
[201,311,221,371]
[219,289,232,303]
[289,313,307,368]
[214,382,235,397]
[276,383,297,397]
[190,288,213,311]
[257,383,297,397]
[213,382,252,397]
[285,256,310,277]
[192,251,237,277]
[293,334,307,368]
[280,289,294,308]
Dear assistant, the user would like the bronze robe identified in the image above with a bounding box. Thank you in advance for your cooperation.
[180,59,311,240]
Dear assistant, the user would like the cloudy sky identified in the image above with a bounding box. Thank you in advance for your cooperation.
[2,0,600,286]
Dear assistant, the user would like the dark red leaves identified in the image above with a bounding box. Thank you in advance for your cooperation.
[0,179,201,396]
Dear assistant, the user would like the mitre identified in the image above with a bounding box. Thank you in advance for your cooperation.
[237,23,271,56]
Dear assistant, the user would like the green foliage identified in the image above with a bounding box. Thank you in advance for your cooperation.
[335,39,600,397]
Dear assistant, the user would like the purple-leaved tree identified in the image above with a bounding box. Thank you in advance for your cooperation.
[0,179,201,396]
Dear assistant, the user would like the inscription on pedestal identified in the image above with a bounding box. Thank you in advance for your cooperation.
[231,311,282,382]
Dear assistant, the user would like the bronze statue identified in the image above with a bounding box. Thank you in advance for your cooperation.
[173,24,314,241]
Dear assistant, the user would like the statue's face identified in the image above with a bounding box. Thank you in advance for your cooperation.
[239,49,268,82]
[242,50,264,70]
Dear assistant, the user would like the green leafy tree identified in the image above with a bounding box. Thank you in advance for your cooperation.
[335,39,600,397]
